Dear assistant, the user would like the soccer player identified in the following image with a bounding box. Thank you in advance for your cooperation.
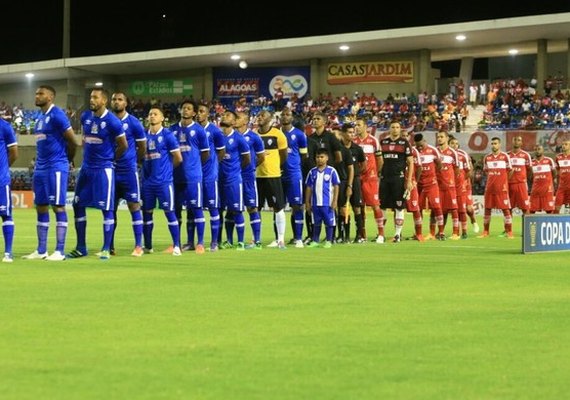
[140,107,183,255]
[235,111,265,249]
[554,139,570,214]
[0,117,18,262]
[379,120,413,242]
[23,85,76,261]
[507,135,532,216]
[530,144,556,214]
[332,126,354,243]
[280,107,308,248]
[255,109,288,249]
[196,104,226,251]
[478,137,514,238]
[305,148,340,248]
[352,117,385,243]
[449,136,479,238]
[109,91,146,256]
[170,100,209,254]
[218,111,251,250]
[400,130,423,241]
[436,130,460,240]
[66,88,128,260]
[340,123,366,243]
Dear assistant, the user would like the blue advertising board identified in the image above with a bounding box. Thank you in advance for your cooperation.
[522,214,570,253]
[213,67,310,106]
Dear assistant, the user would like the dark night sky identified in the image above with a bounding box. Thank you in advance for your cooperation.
[2,1,569,65]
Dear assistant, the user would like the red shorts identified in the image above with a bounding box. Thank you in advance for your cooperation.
[530,193,555,212]
[406,186,419,212]
[439,188,458,211]
[484,192,511,210]
[508,182,530,210]
[418,184,441,210]
[555,187,570,207]
[361,178,380,207]
[456,194,467,213]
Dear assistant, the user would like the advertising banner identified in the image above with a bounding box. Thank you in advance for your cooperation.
[213,67,310,105]
[522,214,570,254]
[130,79,193,96]
[327,61,414,84]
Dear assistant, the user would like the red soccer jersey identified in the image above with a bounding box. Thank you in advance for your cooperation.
[353,134,380,179]
[483,151,512,195]
[508,150,532,184]
[531,157,555,195]
[418,145,440,188]
[455,148,472,196]
[437,146,458,189]
[555,153,570,189]
[407,146,421,183]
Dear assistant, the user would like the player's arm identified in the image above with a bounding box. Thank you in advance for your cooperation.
[200,149,210,165]
[279,148,288,168]
[406,155,414,191]
[332,182,339,210]
[171,149,183,168]
[136,139,147,164]
[304,183,313,213]
[115,134,128,161]
[63,127,77,164]
[346,163,354,197]
[8,144,18,166]
[240,152,251,169]
[256,151,266,166]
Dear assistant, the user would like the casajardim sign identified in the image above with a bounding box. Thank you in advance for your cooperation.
[327,61,414,84]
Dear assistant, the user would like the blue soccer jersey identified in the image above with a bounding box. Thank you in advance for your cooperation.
[282,126,308,182]
[305,165,340,207]
[241,129,265,181]
[143,127,179,187]
[171,121,209,184]
[34,104,72,171]
[202,122,226,183]
[0,119,17,186]
[80,110,125,168]
[115,112,146,173]
[219,130,250,184]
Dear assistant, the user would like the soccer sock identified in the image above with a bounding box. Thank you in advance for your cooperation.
[249,211,261,243]
[2,215,14,255]
[355,212,364,240]
[102,210,115,251]
[325,225,334,242]
[503,209,513,233]
[394,209,404,236]
[335,210,342,239]
[37,211,50,254]
[234,212,245,243]
[429,212,436,236]
[193,208,205,245]
[293,209,304,240]
[459,211,467,234]
[209,208,220,246]
[217,211,224,244]
[413,210,422,236]
[165,210,180,247]
[373,207,384,236]
[467,207,476,224]
[73,206,87,251]
[225,212,235,244]
[187,209,196,245]
[275,209,286,243]
[143,212,154,249]
[273,213,278,241]
[312,222,322,242]
[55,210,68,253]
[110,210,117,251]
[305,210,313,239]
[131,209,143,248]
[435,210,444,234]
[451,209,459,235]
[345,216,351,242]
[484,209,491,232]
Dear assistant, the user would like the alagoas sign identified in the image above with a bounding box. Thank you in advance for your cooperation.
[327,61,414,84]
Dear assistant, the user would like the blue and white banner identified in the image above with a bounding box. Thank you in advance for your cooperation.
[522,214,570,253]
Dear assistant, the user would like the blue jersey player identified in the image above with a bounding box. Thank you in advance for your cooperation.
[0,119,18,262]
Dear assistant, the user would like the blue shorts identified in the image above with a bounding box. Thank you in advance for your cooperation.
[282,177,304,206]
[203,180,220,210]
[115,170,140,204]
[174,181,203,210]
[142,183,175,211]
[73,168,114,210]
[33,168,69,206]
[221,181,243,212]
[242,177,258,209]
[0,184,12,216]
[312,206,336,227]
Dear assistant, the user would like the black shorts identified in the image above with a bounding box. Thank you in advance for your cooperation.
[380,176,406,210]
[350,177,363,208]
[256,177,285,211]
[338,181,349,208]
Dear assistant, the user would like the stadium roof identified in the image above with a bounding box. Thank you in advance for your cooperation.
[1,13,569,85]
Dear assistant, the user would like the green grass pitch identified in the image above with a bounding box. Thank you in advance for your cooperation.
[1,208,570,399]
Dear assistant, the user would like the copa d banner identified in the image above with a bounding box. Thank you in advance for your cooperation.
[522,214,570,254]
[327,61,414,84]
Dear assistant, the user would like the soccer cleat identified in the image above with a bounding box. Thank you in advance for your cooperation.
[245,241,262,250]
[277,241,287,250]
[236,242,245,251]
[2,253,13,263]
[461,232,468,240]
[497,231,507,238]
[195,244,205,254]
[46,251,66,261]
[335,237,345,244]
[506,232,515,239]
[436,233,446,241]
[65,249,87,259]
[110,249,116,256]
[287,238,297,245]
[353,237,366,244]
[307,241,320,248]
[210,243,219,252]
[302,236,313,245]
[143,247,154,254]
[266,240,279,248]
[375,235,385,244]
[22,250,48,260]
[477,231,490,238]
[392,234,401,243]
[182,243,195,251]
[295,240,304,248]
[424,234,436,241]
[220,241,234,250]
[131,246,143,257]
[163,245,174,254]
[322,241,332,249]
[172,246,182,256]
[472,222,480,233]
[414,234,425,242]
[99,250,111,260]
[450,234,461,241]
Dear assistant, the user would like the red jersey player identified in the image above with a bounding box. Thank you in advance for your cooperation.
[507,135,532,215]
[554,139,570,213]
[530,144,556,213]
